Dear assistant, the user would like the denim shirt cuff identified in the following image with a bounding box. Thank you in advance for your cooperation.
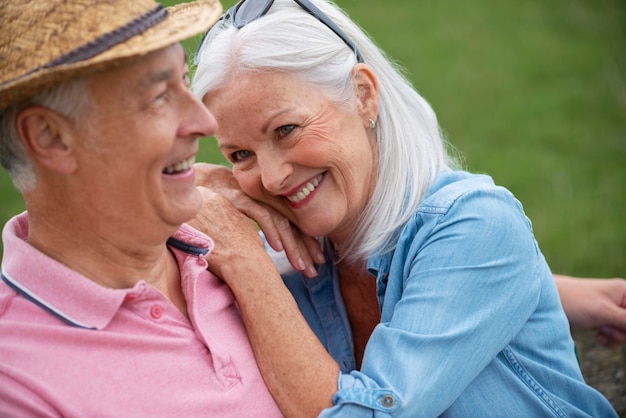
[321,371,401,414]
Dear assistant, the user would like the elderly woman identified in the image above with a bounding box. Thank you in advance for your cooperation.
[192,0,619,417]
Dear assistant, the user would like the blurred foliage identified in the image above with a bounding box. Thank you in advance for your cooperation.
[1,0,624,279]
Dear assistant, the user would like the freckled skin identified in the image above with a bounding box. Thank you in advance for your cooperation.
[203,70,377,247]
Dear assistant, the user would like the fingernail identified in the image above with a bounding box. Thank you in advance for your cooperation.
[296,258,306,271]
[315,252,326,264]
[305,265,318,278]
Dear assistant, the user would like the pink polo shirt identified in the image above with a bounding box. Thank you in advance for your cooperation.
[0,212,282,417]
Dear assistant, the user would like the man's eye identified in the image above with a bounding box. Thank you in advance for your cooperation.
[154,89,169,103]
[232,150,252,162]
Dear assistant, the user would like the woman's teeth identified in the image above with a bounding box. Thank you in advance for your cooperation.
[163,156,195,174]
[287,174,323,203]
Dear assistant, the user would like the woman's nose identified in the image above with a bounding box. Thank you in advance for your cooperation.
[259,152,293,194]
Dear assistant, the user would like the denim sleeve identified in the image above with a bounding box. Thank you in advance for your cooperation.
[320,187,544,417]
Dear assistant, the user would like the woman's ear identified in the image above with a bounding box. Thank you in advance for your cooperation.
[352,63,380,123]
[16,106,78,174]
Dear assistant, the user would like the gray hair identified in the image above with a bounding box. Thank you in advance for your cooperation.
[0,77,90,192]
[193,0,459,261]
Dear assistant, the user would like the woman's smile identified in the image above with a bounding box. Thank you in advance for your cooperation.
[285,173,324,206]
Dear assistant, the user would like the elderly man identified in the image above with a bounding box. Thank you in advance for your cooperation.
[0,0,282,416]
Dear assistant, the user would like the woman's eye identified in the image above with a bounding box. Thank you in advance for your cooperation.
[277,125,296,137]
[231,150,252,162]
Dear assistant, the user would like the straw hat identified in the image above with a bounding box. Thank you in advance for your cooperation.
[0,0,223,111]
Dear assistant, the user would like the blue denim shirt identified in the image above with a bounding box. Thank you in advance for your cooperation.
[274,171,616,417]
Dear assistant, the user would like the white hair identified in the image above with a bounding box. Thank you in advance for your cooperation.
[0,78,90,192]
[193,0,459,262]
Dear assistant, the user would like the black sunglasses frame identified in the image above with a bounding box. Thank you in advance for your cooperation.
[194,0,364,66]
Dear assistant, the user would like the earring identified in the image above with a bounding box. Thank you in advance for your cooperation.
[368,118,376,129]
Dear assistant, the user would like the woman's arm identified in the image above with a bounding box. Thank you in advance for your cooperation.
[194,189,339,417]
[554,274,626,347]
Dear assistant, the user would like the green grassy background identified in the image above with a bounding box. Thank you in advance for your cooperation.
[1,0,624,280]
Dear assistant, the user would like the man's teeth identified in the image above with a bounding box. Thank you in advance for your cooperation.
[287,174,323,203]
[163,156,195,174]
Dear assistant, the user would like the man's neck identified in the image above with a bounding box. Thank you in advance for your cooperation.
[25,209,178,291]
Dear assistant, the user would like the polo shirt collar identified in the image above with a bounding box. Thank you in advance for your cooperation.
[1,213,211,330]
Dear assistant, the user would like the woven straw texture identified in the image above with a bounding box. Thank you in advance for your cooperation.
[0,0,222,110]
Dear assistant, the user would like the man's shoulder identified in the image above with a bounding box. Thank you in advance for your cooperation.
[0,274,51,331]
[0,278,18,318]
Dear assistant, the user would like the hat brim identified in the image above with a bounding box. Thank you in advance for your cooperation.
[0,0,222,110]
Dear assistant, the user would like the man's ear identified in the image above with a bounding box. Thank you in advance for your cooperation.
[352,63,380,124]
[15,106,78,174]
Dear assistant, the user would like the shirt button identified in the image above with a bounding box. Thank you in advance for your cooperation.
[150,305,163,319]
[381,395,395,408]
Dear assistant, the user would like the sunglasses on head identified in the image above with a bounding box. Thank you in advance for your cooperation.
[194,0,364,66]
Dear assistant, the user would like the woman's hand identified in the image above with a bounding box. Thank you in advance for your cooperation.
[192,163,324,277]
[190,188,337,417]
[554,274,626,347]
[190,187,269,281]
